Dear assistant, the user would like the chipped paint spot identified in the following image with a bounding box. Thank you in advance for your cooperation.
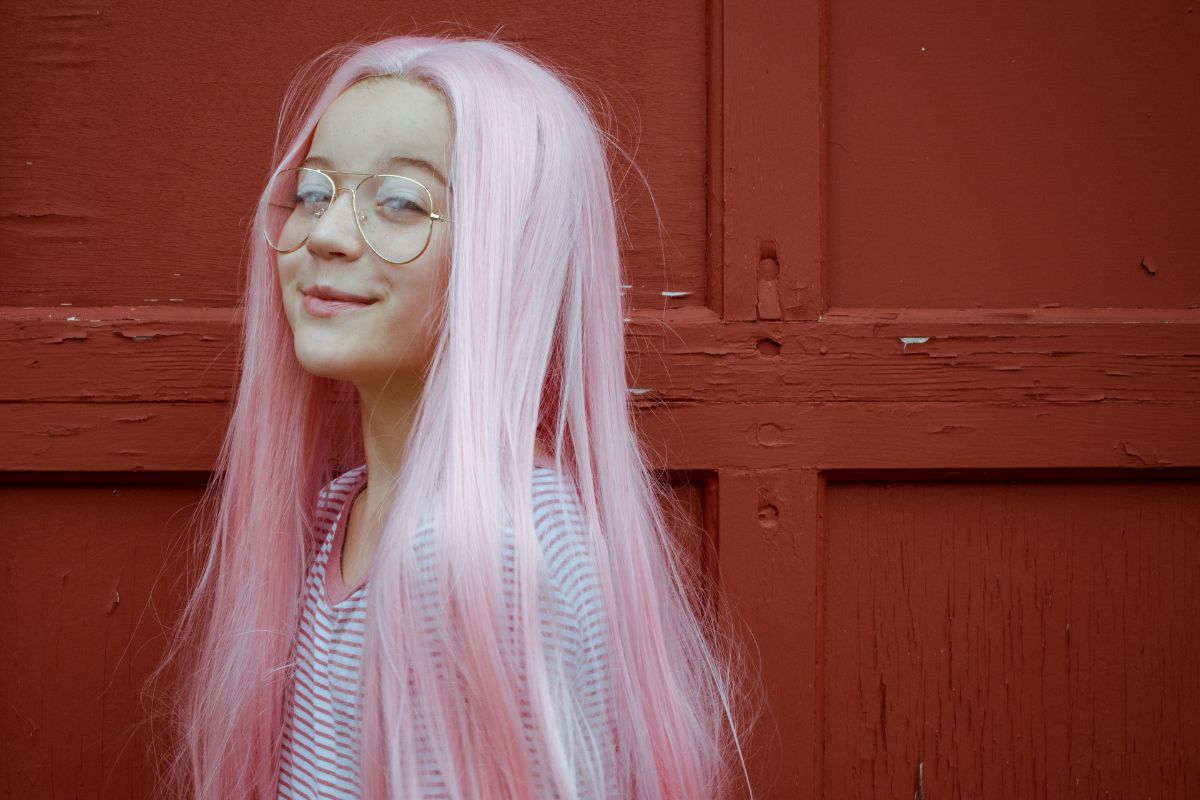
[900,336,930,352]
[757,337,782,357]
[44,330,89,344]
[106,583,121,616]
[1119,441,1170,466]
[37,424,88,437]
[115,329,183,341]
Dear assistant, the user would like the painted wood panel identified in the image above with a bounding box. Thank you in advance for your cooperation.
[0,0,708,313]
[825,480,1200,799]
[828,2,1200,308]
[0,482,204,797]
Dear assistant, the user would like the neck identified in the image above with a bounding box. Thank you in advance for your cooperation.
[353,376,423,544]
[352,377,556,543]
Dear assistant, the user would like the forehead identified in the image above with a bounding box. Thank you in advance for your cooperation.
[306,78,452,179]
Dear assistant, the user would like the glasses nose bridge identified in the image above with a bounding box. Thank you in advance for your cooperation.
[329,183,358,208]
[307,180,366,254]
[320,183,364,227]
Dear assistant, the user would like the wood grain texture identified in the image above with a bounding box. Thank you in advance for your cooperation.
[721,0,824,321]
[825,479,1200,799]
[6,399,1199,475]
[718,468,822,800]
[0,482,204,798]
[0,0,708,313]
[828,2,1200,309]
[6,307,1197,404]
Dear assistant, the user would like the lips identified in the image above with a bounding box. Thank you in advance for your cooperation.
[303,285,377,304]
[299,284,378,319]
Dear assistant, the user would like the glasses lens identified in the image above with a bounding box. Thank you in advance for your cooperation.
[264,168,333,252]
[356,175,435,263]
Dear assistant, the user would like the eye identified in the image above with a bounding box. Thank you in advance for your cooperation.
[294,184,332,210]
[379,195,427,214]
[371,177,431,221]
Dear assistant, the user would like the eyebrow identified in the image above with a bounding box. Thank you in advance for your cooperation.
[300,155,449,186]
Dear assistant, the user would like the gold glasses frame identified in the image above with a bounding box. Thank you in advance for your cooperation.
[264,166,454,265]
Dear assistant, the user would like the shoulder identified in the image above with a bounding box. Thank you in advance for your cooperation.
[530,467,597,601]
[531,467,586,540]
[529,468,610,666]
[314,464,368,524]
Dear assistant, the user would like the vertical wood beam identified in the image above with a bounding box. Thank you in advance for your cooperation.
[720,0,826,321]
[718,468,823,799]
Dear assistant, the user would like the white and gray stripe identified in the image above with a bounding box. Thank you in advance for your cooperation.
[276,464,617,799]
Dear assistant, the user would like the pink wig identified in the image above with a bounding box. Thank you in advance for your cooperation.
[156,34,756,799]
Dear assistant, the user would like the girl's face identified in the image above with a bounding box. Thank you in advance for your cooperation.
[276,78,453,394]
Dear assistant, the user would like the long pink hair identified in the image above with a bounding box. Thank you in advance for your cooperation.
[155,34,757,799]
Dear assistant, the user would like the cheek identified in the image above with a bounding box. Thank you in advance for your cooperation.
[276,253,300,286]
[396,249,450,359]
[275,257,301,323]
[424,240,452,307]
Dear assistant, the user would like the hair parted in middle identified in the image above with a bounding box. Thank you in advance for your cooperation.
[163,33,757,800]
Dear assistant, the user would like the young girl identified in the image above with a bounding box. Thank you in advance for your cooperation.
[158,34,755,799]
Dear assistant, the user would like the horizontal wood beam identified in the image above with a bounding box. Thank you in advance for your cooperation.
[5,307,1198,404]
[3,400,1197,475]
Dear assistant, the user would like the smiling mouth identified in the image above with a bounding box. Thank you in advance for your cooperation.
[302,293,377,318]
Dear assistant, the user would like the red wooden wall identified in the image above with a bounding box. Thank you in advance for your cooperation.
[2,1,1198,797]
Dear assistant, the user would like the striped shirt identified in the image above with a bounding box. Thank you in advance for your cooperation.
[276,460,617,799]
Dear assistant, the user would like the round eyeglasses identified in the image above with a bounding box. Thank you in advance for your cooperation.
[263,167,453,265]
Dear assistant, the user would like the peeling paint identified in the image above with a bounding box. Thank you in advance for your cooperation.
[114,329,184,341]
[900,336,930,352]
[1119,441,1169,466]
[41,330,89,345]
[756,337,783,357]
[106,578,121,615]
[36,424,89,437]
[932,424,973,433]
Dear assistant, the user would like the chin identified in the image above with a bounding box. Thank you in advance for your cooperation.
[293,356,353,383]
[289,338,354,382]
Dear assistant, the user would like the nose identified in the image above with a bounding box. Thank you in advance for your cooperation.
[305,187,365,261]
